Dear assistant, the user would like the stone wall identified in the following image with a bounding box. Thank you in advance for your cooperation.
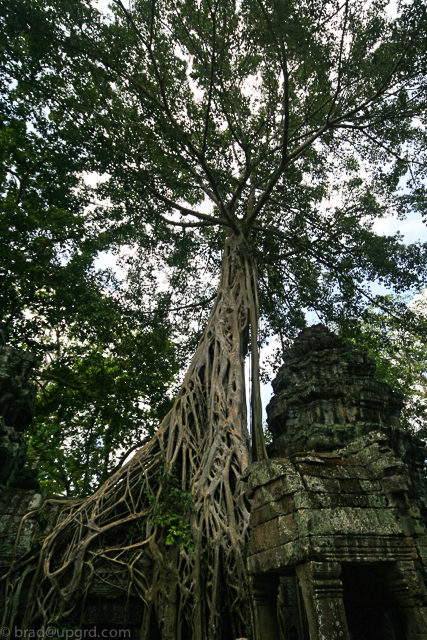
[0,346,37,491]
[246,324,427,640]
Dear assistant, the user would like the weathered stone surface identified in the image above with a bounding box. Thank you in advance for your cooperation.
[296,561,351,640]
[302,474,341,493]
[244,458,299,492]
[248,538,312,574]
[381,474,410,494]
[250,474,304,508]
[0,346,37,492]
[0,418,26,485]
[248,514,299,554]
[0,488,42,568]
[247,535,419,575]
[296,506,404,537]
[266,325,403,455]
[359,478,382,492]
[250,494,296,526]
[0,346,36,432]
[336,430,390,456]
[295,491,373,510]
[247,325,427,640]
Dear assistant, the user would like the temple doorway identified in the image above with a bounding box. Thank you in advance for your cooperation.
[341,564,406,640]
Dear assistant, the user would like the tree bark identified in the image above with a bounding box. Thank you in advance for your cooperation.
[17,233,263,639]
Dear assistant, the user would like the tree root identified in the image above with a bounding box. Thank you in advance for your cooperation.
[3,234,261,640]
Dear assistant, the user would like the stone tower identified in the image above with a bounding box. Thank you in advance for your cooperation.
[245,324,427,640]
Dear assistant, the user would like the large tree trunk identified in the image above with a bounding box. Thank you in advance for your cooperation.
[17,233,260,639]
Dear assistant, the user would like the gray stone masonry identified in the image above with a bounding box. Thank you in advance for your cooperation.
[245,324,427,640]
[0,346,37,491]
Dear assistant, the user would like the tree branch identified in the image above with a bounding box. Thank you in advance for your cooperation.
[113,0,240,234]
[339,125,416,181]
[133,168,230,227]
[161,217,220,228]
[262,223,409,325]
[256,0,290,162]
[245,123,329,227]
[36,373,96,399]
[327,0,349,121]
[202,7,216,157]
[329,40,412,127]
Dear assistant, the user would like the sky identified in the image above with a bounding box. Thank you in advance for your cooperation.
[373,210,427,247]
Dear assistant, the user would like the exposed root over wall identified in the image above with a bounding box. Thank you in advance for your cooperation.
[2,233,259,640]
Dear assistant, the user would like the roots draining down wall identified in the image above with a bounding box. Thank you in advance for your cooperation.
[2,233,260,640]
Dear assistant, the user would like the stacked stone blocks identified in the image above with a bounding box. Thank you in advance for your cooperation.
[246,325,427,640]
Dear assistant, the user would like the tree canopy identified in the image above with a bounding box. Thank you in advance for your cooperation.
[0,20,179,496]
[2,0,427,341]
[337,293,427,435]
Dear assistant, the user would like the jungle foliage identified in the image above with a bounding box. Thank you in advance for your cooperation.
[338,294,427,436]
[0,51,179,496]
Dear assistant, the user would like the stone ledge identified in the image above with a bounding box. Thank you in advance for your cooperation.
[247,535,418,575]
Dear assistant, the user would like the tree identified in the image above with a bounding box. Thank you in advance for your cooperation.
[28,307,178,497]
[0,79,108,349]
[0,44,179,497]
[1,0,427,637]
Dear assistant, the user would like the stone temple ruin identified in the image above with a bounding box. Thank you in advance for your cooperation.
[1,326,427,639]
[0,346,38,492]
[246,324,427,640]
